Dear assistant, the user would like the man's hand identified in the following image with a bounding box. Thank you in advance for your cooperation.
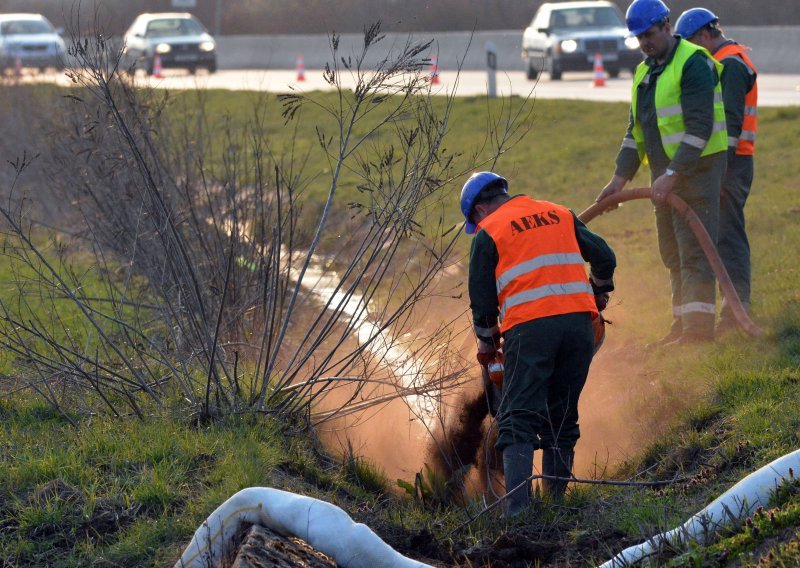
[651,171,677,204]
[596,175,628,211]
[595,292,610,312]
[477,340,499,367]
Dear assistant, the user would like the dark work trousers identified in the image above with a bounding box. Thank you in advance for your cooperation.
[495,312,594,453]
[718,154,753,323]
[653,153,724,338]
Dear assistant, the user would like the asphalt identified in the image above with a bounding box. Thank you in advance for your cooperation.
[23,67,799,107]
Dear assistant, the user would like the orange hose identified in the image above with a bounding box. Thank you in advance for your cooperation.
[578,188,763,337]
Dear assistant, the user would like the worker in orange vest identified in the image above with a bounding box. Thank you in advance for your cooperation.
[675,8,757,334]
[460,172,616,516]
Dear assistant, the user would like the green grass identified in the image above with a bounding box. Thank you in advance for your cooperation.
[1,84,799,565]
[0,401,381,566]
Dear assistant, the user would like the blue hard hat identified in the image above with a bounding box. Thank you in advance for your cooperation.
[626,0,670,36]
[459,171,508,234]
[675,7,718,38]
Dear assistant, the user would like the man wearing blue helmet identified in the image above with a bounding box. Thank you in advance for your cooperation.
[675,7,758,335]
[597,0,727,347]
[461,171,616,516]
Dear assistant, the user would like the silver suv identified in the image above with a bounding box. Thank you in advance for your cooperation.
[522,1,642,80]
[122,12,217,75]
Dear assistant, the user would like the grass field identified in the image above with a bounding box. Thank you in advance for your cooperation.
[1,83,799,566]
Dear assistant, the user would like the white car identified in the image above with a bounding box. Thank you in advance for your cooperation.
[122,12,217,75]
[0,13,66,72]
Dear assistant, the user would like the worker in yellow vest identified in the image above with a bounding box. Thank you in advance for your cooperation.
[675,8,757,335]
[460,171,616,516]
[597,0,727,347]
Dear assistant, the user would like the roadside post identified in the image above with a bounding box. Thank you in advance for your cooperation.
[485,41,497,98]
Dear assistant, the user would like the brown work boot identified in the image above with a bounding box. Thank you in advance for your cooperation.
[644,330,682,351]
[662,332,714,347]
[716,318,740,338]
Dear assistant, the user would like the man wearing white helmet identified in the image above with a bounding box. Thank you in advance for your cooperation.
[597,0,727,347]
[675,7,758,335]
[461,171,616,516]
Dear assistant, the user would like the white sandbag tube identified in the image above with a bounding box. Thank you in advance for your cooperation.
[175,487,433,568]
[599,449,800,568]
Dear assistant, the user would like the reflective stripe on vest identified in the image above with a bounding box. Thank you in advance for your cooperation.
[477,196,597,333]
[715,43,758,155]
[631,39,728,160]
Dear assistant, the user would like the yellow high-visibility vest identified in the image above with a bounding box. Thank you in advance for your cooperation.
[631,39,727,161]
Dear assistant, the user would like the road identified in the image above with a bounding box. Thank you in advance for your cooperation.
[11,68,800,106]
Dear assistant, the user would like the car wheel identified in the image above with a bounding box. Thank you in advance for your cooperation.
[207,62,217,74]
[607,66,620,78]
[547,56,562,80]
[146,59,154,76]
[188,66,197,75]
[526,58,539,80]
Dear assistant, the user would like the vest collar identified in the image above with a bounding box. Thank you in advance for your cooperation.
[711,39,736,57]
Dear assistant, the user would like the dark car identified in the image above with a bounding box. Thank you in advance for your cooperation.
[521,1,642,80]
[122,12,216,75]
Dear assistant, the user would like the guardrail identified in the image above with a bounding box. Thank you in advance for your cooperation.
[216,27,799,74]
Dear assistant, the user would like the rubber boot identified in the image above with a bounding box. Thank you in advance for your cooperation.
[542,447,574,500]
[502,442,534,517]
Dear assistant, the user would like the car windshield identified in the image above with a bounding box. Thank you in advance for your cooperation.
[1,20,54,35]
[550,7,624,29]
[144,18,205,37]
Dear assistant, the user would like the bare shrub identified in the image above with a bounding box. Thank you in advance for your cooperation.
[0,18,531,443]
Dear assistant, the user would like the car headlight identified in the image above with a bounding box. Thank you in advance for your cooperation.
[559,39,578,54]
[155,43,172,54]
[199,41,215,52]
[625,36,640,50]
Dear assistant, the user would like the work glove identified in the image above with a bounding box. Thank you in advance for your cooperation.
[477,349,498,367]
[476,339,502,367]
[595,292,610,312]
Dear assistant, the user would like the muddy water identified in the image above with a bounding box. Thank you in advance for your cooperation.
[292,257,438,430]
[291,252,455,482]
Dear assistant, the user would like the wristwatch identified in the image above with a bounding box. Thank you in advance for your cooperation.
[665,167,676,177]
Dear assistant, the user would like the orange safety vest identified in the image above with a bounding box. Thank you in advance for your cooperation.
[478,196,597,334]
[715,43,758,155]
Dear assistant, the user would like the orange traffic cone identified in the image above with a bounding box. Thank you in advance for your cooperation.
[592,53,606,87]
[153,53,164,78]
[13,56,22,77]
[430,54,440,84]
[296,55,305,81]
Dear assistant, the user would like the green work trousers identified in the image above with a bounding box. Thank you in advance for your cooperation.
[718,154,753,323]
[496,312,594,452]
[654,153,724,338]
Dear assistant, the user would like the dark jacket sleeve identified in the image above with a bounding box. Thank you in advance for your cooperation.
[468,229,501,345]
[615,106,642,181]
[671,51,720,174]
[572,212,616,293]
